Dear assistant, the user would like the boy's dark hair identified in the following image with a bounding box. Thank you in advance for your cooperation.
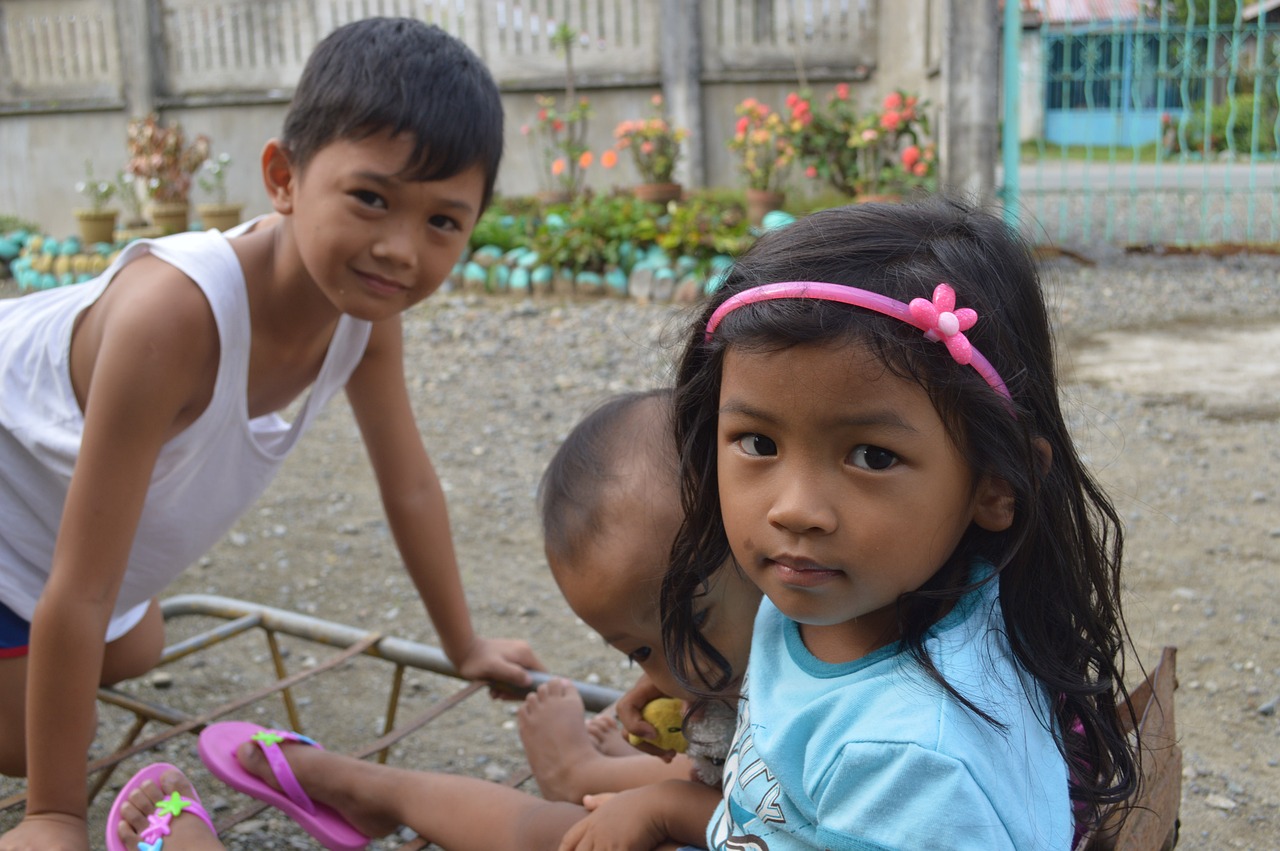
[538,389,675,568]
[283,17,503,208]
[661,195,1138,827]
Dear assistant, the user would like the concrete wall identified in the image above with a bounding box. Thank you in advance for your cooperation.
[1,0,954,236]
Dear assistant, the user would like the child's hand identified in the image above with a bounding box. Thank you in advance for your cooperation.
[615,675,677,761]
[557,789,665,851]
[0,812,90,851]
[455,636,545,696]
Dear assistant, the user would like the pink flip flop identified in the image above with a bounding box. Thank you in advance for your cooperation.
[105,762,217,851]
[198,720,370,851]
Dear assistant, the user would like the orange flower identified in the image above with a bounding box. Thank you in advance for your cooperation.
[579,151,594,169]
[601,149,618,168]
[551,158,566,176]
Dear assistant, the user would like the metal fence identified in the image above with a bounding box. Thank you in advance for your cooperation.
[1005,1,1280,249]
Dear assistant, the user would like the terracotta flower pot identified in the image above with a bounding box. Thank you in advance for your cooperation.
[149,201,190,235]
[633,182,683,205]
[197,203,243,232]
[74,208,118,245]
[745,189,786,225]
[536,189,572,206]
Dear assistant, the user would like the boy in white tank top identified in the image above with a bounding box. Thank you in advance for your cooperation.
[0,17,543,850]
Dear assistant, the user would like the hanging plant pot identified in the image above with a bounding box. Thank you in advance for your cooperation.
[633,182,683,205]
[745,189,786,225]
[149,201,190,235]
[74,208,118,245]
[197,203,244,232]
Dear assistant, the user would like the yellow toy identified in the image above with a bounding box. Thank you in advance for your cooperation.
[626,697,687,753]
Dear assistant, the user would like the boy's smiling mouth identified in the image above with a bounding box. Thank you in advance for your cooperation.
[356,271,409,295]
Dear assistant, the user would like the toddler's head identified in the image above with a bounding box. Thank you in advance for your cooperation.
[281,17,503,208]
[540,390,757,700]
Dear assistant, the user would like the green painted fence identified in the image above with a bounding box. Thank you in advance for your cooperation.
[1003,1,1280,249]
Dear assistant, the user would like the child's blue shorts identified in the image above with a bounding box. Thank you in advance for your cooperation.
[0,598,30,658]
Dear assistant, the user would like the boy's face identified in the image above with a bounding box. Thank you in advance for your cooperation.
[553,491,759,701]
[266,131,485,321]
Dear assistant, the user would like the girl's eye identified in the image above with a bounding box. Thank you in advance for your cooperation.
[850,445,898,471]
[352,190,386,209]
[429,213,461,232]
[693,607,710,628]
[735,434,777,457]
[627,647,652,665]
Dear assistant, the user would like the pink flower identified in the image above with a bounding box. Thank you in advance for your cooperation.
[805,165,818,178]
[641,141,654,154]
[785,92,800,109]
[913,162,928,176]
[902,145,921,168]
[834,82,851,100]
[880,111,901,131]
[551,158,566,176]
[520,124,531,136]
[883,91,903,111]
[736,116,750,137]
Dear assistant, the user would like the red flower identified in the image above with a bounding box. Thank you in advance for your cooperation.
[901,145,921,169]
[880,111,901,131]
[883,91,903,111]
[805,165,818,178]
[735,116,750,137]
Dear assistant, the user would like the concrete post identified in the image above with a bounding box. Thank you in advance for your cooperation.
[660,0,705,188]
[942,0,1000,200]
[114,0,158,117]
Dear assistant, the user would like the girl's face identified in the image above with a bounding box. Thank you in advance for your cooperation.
[716,340,1011,664]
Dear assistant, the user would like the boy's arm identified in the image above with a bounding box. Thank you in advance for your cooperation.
[345,318,543,687]
[4,266,216,851]
[558,781,723,851]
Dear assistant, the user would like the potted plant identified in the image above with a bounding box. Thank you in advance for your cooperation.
[522,24,607,204]
[783,85,937,201]
[126,113,211,234]
[614,94,687,204]
[73,161,118,245]
[728,98,796,223]
[196,152,243,231]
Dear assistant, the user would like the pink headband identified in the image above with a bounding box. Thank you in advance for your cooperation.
[704,281,1012,402]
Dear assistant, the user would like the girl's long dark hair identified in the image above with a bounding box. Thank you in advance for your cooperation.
[661,195,1138,826]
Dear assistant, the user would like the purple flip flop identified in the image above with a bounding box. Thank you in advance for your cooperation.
[198,720,370,851]
[105,762,216,851]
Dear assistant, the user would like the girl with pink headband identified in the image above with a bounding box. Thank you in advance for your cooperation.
[659,196,1137,849]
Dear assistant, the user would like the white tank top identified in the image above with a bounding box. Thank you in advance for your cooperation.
[0,225,372,640]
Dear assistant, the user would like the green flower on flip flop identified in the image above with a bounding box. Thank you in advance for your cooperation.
[155,791,191,817]
[252,730,286,747]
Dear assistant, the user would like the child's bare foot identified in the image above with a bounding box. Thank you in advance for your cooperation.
[114,769,224,851]
[235,740,398,839]
[586,711,640,758]
[517,677,607,802]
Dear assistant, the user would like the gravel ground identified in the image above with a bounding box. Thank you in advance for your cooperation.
[2,252,1279,849]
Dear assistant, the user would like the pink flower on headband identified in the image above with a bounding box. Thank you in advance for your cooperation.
[908,284,977,365]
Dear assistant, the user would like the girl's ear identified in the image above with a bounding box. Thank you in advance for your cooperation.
[973,474,1015,532]
[261,139,296,215]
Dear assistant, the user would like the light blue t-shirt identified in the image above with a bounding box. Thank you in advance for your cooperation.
[708,568,1072,850]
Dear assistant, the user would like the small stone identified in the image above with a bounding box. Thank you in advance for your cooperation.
[1257,696,1278,716]
[1204,794,1238,811]
[150,671,173,689]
